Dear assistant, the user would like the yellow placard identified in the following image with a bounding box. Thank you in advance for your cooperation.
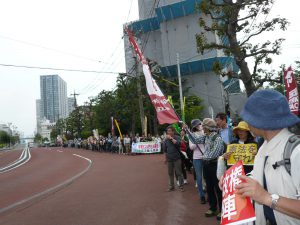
[226,144,257,166]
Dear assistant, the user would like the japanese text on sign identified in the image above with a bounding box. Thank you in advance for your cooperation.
[221,161,256,225]
[226,144,257,166]
[131,141,161,154]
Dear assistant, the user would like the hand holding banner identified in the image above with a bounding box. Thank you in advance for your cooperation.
[226,144,257,165]
[221,161,256,225]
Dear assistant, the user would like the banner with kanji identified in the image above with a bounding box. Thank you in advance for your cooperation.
[125,27,180,124]
[221,161,256,225]
[131,141,161,154]
[226,144,257,166]
[284,66,299,115]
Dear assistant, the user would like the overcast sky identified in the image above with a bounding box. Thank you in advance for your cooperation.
[0,0,299,136]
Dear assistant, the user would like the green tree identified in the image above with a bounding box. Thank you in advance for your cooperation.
[42,137,49,142]
[196,0,289,96]
[60,71,205,137]
[184,95,205,125]
[55,118,66,135]
[10,135,19,145]
[50,129,58,142]
[267,61,300,94]
[34,133,42,143]
[0,131,10,145]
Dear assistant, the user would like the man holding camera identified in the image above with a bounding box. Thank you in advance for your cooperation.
[163,126,184,192]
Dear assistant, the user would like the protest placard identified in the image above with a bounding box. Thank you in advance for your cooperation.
[131,141,161,154]
[226,144,257,165]
[221,161,256,225]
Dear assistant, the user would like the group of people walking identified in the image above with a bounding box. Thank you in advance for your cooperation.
[163,89,300,224]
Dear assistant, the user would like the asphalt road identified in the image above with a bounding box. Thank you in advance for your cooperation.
[0,148,218,225]
[0,148,23,168]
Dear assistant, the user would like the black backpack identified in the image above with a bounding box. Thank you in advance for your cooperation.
[272,134,300,175]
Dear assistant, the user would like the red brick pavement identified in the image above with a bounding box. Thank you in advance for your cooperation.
[0,148,219,225]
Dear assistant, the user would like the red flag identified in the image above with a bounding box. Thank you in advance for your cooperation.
[221,161,256,225]
[284,66,299,115]
[125,28,179,124]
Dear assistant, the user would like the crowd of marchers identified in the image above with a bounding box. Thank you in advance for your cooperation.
[163,112,257,221]
[163,90,300,225]
[60,133,164,154]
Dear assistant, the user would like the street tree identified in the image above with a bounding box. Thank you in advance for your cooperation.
[267,61,300,94]
[0,131,10,145]
[196,0,289,96]
[34,133,42,144]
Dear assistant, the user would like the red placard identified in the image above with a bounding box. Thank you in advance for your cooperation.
[221,161,256,225]
[284,66,299,115]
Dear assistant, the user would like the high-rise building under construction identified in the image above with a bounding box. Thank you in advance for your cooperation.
[124,0,246,118]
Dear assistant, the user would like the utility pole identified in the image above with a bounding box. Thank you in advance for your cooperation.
[135,57,145,135]
[70,91,81,138]
[71,90,79,108]
[176,53,184,119]
[87,97,94,132]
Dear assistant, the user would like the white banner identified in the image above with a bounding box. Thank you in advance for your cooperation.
[131,141,161,154]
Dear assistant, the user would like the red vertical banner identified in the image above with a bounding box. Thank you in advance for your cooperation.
[125,27,179,124]
[284,66,299,115]
[221,161,256,225]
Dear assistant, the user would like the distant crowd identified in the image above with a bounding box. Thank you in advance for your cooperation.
[64,133,163,154]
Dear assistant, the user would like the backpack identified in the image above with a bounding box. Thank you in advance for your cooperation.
[273,134,300,175]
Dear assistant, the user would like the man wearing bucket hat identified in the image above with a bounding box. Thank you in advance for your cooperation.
[234,90,300,224]
[184,118,224,219]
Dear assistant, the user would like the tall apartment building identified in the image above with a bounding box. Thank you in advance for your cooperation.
[125,0,245,118]
[39,75,68,123]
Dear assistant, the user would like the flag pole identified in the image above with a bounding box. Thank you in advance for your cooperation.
[177,53,184,118]
[282,67,286,95]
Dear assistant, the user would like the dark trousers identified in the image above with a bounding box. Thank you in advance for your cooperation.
[175,159,187,180]
[203,160,222,212]
[168,159,184,188]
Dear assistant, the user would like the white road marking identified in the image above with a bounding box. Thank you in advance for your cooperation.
[0,152,92,214]
[73,154,92,163]
[57,150,63,153]
[0,148,31,173]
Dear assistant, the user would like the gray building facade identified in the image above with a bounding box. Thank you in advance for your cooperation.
[125,0,244,118]
[40,75,68,123]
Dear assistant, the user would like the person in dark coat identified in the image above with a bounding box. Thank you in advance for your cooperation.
[163,126,184,192]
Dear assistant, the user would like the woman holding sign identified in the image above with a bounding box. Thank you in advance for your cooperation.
[223,121,258,174]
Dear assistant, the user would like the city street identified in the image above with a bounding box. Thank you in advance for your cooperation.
[0,148,217,225]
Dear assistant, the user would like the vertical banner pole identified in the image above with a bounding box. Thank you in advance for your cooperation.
[177,53,184,118]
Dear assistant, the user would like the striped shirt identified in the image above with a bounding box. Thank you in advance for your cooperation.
[187,132,224,160]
